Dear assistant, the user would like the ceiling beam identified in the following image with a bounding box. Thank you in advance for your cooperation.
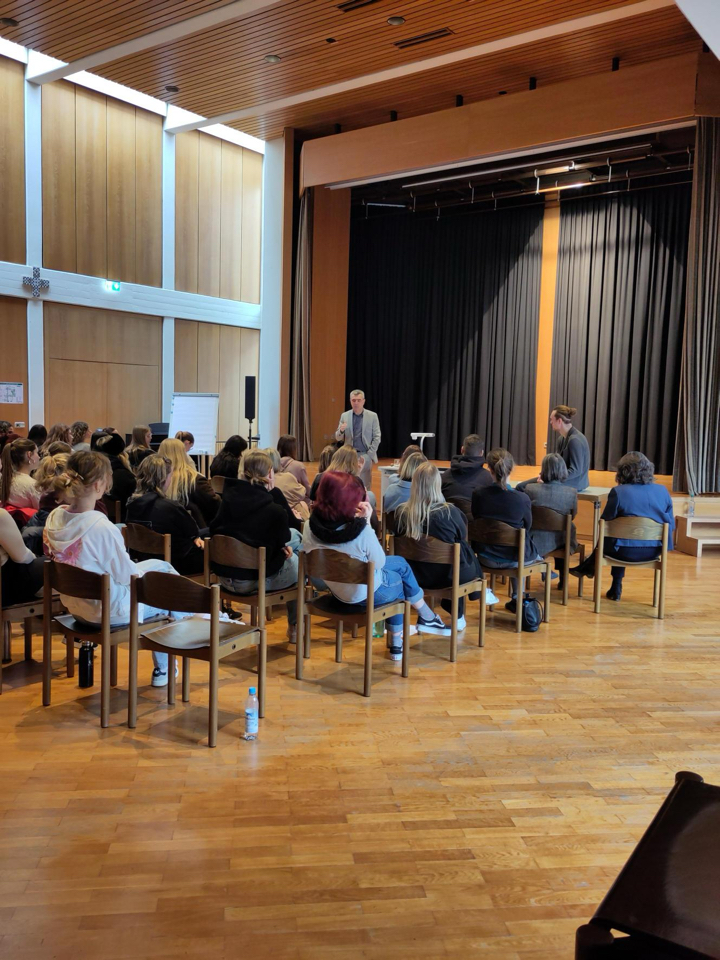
[166,0,676,134]
[675,0,720,59]
[26,0,283,84]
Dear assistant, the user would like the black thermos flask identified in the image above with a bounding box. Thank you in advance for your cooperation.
[79,641,94,688]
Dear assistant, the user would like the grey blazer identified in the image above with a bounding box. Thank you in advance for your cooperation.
[524,481,578,557]
[336,409,381,463]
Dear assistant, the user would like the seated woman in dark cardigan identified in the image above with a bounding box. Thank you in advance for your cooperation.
[570,451,674,601]
[522,453,578,590]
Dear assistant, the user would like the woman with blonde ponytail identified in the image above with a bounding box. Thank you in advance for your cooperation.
[1,438,40,510]
[44,451,188,687]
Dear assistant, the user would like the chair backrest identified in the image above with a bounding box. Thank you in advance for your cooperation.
[210,475,225,495]
[123,523,171,562]
[102,494,121,523]
[302,547,370,585]
[207,535,264,571]
[135,569,213,614]
[46,559,107,601]
[383,510,397,535]
[530,505,568,533]
[603,516,665,541]
[467,517,522,548]
[392,533,455,565]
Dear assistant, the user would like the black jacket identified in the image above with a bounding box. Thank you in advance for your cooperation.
[209,479,290,579]
[471,483,538,565]
[395,503,480,587]
[188,475,221,527]
[440,455,492,516]
[557,426,590,491]
[125,491,203,574]
[210,451,240,479]
[107,456,136,520]
[270,486,302,532]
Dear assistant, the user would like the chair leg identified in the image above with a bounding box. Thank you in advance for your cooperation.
[515,580,523,635]
[351,622,358,639]
[401,603,410,679]
[593,557,602,614]
[208,655,218,748]
[578,545,585,599]
[2,623,11,664]
[335,621,343,663]
[24,618,33,660]
[258,629,267,719]
[42,620,52,706]
[543,563,551,623]
[304,613,311,658]
[128,632,138,729]
[250,606,258,627]
[182,658,190,702]
[363,621,372,697]
[490,573,496,594]
[658,561,667,621]
[66,635,75,678]
[653,569,660,608]
[100,640,111,729]
[562,563,569,607]
[110,645,118,687]
[167,654,176,705]
[479,586,486,648]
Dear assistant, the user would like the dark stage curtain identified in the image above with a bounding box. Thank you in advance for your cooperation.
[550,182,692,475]
[346,205,544,463]
[674,119,720,494]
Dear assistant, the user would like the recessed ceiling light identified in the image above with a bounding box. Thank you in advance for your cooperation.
[0,16,19,27]
[165,84,179,93]
[387,16,405,26]
[264,54,281,63]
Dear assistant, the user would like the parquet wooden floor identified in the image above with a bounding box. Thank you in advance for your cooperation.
[1,465,718,960]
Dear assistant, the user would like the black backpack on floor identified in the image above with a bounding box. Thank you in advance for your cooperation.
[521,594,543,632]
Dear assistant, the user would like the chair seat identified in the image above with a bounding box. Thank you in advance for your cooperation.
[307,593,404,623]
[423,578,484,601]
[602,555,661,568]
[218,585,299,606]
[138,616,259,651]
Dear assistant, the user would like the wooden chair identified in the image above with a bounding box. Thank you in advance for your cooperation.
[204,535,300,647]
[210,475,225,495]
[593,517,669,618]
[381,509,396,553]
[296,549,411,696]
[467,519,551,633]
[129,572,263,747]
[123,524,171,563]
[391,534,487,657]
[41,560,159,727]
[1,558,61,693]
[530,505,587,606]
[102,494,122,523]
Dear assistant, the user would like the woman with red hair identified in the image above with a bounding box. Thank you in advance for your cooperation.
[302,471,449,660]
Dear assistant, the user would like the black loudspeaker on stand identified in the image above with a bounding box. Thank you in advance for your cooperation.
[245,375,257,447]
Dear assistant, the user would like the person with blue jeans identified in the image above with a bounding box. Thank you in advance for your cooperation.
[301,470,449,661]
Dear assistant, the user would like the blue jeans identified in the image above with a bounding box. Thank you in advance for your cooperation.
[371,555,423,628]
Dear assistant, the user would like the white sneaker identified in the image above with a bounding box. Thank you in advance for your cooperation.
[387,644,403,661]
[151,663,179,687]
[286,625,297,644]
[485,588,500,605]
[456,616,467,632]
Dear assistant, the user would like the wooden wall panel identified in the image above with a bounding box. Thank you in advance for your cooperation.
[197,134,222,298]
[218,325,241,441]
[75,87,107,279]
[0,56,26,265]
[197,323,220,393]
[175,132,199,294]
[42,81,77,273]
[309,187,351,457]
[44,302,108,361]
[241,150,263,305]
[239,328,260,440]
[106,363,160,433]
[0,297,29,433]
[174,319,199,392]
[106,99,137,283]
[135,110,163,287]
[46,359,109,430]
[220,143,243,301]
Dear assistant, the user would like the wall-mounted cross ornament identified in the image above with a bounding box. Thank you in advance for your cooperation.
[23,266,49,297]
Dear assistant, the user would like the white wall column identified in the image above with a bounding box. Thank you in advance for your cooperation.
[162,317,175,422]
[27,300,44,425]
[25,54,44,426]
[258,136,285,448]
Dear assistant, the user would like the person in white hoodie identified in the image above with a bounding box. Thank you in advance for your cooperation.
[44,450,186,687]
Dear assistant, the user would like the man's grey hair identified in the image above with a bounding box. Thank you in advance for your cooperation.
[350,389,365,399]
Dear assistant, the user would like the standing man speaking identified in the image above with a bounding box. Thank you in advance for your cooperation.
[336,389,381,491]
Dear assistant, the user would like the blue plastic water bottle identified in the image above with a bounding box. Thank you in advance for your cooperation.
[244,686,259,740]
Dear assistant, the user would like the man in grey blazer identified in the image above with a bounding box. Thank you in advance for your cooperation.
[336,389,381,491]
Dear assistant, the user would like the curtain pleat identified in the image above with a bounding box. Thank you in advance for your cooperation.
[290,188,313,460]
[346,205,544,463]
[674,118,720,494]
[550,183,691,475]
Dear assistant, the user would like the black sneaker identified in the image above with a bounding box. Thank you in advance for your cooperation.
[606,583,622,602]
[505,598,517,614]
[416,614,450,636]
[387,644,403,661]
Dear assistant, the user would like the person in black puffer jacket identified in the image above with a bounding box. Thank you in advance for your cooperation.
[440,434,492,518]
[125,455,204,576]
[95,431,136,520]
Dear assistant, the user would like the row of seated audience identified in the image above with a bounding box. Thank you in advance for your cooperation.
[1,413,675,685]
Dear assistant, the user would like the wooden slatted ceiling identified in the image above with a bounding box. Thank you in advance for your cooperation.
[229,7,702,139]
[95,0,640,118]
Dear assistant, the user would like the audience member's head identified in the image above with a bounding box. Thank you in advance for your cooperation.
[314,471,365,524]
[175,431,194,453]
[0,421,11,439]
[96,432,126,459]
[317,445,336,475]
[550,405,577,435]
[242,450,273,486]
[40,423,71,455]
[277,435,298,461]
[398,451,427,482]
[157,438,197,504]
[486,448,514,490]
[212,452,242,479]
[129,425,152,450]
[90,427,113,450]
[329,444,360,476]
[70,421,90,447]
[398,444,422,468]
[33,453,70,496]
[540,453,568,484]
[616,451,654,486]
[46,441,72,456]
[399,462,447,539]
[461,434,484,457]
[1,439,39,505]
[27,424,47,447]
[50,451,112,504]
[222,435,248,458]
[130,454,173,501]
[263,448,282,472]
